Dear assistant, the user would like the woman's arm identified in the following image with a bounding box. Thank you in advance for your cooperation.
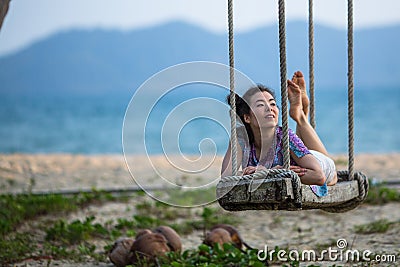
[221,140,243,177]
[291,152,326,186]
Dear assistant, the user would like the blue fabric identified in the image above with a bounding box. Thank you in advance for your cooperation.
[310,183,328,197]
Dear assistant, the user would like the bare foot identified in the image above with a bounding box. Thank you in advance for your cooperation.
[287,79,305,124]
[292,71,309,118]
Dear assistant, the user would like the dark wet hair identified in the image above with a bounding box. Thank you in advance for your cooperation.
[226,84,276,145]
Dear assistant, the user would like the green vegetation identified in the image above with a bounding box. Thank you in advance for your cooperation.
[157,243,267,267]
[46,216,109,245]
[0,190,129,264]
[0,190,121,236]
[354,219,398,234]
[127,244,303,267]
[121,243,301,267]
[365,181,400,204]
[0,233,35,262]
[0,190,240,265]
[163,187,217,206]
[2,183,399,266]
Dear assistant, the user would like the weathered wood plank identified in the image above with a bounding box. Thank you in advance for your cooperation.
[301,180,359,208]
[217,178,301,211]
[217,178,293,201]
[217,177,360,211]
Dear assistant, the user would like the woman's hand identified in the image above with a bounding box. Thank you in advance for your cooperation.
[242,165,268,175]
[242,166,257,175]
[272,165,306,176]
[289,166,307,177]
[272,165,283,169]
[271,165,306,177]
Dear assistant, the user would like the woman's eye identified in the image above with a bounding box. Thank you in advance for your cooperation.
[271,103,276,106]
[256,104,264,107]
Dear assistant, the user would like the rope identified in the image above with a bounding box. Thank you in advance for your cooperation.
[220,169,294,182]
[347,0,355,180]
[278,0,289,170]
[308,0,316,129]
[227,0,238,175]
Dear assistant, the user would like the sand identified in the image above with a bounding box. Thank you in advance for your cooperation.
[1,153,399,194]
[1,153,399,266]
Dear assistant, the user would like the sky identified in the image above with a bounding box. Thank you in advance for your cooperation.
[0,0,400,56]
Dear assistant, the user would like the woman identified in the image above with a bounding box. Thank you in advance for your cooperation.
[221,71,337,194]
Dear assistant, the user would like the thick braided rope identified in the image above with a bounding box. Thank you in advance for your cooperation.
[347,0,355,180]
[308,0,316,129]
[220,169,294,182]
[227,0,237,175]
[278,0,289,169]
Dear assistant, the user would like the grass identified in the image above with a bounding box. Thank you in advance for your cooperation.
[160,187,218,207]
[0,189,242,265]
[158,243,267,267]
[45,216,110,245]
[0,233,35,262]
[0,189,123,237]
[133,199,240,235]
[365,181,400,204]
[1,183,399,265]
[0,189,132,264]
[170,206,241,235]
[354,219,398,234]
[126,243,295,267]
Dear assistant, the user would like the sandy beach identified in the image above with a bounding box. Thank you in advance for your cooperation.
[1,153,400,266]
[1,153,399,194]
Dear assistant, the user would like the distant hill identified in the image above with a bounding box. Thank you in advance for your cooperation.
[0,21,399,95]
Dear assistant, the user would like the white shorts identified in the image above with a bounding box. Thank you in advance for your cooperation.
[310,150,336,184]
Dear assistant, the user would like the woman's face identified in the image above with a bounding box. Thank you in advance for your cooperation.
[244,91,279,129]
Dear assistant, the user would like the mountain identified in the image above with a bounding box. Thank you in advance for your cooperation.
[0,21,399,95]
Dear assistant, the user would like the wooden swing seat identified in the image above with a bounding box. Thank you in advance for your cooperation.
[217,170,368,213]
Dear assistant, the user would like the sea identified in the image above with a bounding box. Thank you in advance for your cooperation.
[0,86,399,155]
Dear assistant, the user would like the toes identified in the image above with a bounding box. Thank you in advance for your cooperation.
[295,71,304,78]
[287,80,300,90]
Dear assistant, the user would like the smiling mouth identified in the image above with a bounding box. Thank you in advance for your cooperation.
[265,114,275,119]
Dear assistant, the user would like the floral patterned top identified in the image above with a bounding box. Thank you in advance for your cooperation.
[237,126,328,197]
[247,127,311,167]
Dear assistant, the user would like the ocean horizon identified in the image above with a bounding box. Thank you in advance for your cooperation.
[0,87,398,155]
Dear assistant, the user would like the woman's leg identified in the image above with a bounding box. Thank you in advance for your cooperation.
[288,71,337,185]
[288,71,328,156]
